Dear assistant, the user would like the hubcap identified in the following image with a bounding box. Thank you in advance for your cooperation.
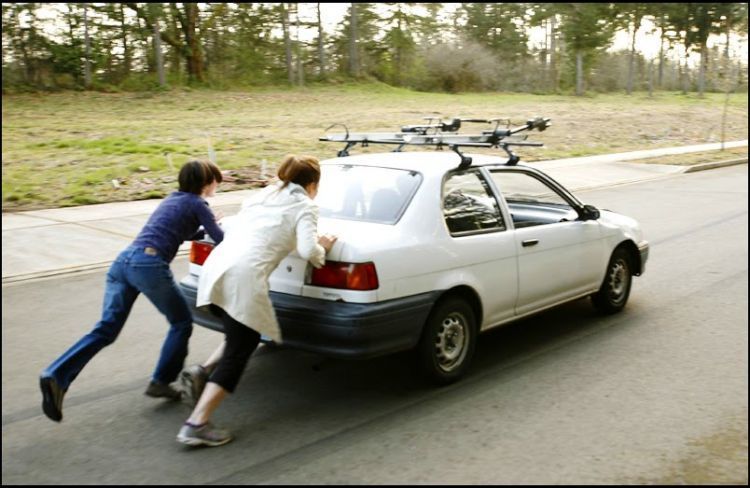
[434,312,468,373]
[608,259,629,302]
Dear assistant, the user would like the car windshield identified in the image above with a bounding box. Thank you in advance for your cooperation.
[317,164,422,224]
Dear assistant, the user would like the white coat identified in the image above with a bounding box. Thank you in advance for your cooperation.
[196,181,326,342]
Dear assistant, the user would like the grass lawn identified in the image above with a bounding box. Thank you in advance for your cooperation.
[2,83,748,211]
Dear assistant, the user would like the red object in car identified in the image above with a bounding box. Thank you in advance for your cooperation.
[189,241,214,266]
[309,261,379,291]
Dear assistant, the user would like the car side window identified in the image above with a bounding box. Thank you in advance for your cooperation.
[442,170,505,236]
[490,170,577,228]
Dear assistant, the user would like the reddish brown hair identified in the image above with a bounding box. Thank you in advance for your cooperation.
[277,154,320,190]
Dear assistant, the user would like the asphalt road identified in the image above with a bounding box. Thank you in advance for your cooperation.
[2,165,747,484]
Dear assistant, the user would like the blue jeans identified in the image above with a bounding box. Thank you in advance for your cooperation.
[42,245,193,390]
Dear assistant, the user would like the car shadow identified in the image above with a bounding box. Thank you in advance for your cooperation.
[219,297,615,434]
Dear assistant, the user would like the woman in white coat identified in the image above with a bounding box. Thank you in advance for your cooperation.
[176,154,337,447]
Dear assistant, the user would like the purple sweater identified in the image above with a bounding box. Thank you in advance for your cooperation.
[132,191,224,262]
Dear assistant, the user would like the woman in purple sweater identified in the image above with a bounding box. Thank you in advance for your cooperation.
[39,160,225,422]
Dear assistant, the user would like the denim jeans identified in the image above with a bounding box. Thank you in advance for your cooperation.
[42,245,193,390]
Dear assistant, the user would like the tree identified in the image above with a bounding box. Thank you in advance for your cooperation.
[316,3,326,78]
[280,3,294,84]
[686,3,725,97]
[461,3,528,62]
[556,3,619,96]
[348,3,359,77]
[615,3,650,95]
[529,3,563,92]
[381,3,425,86]
[333,3,382,79]
[126,2,206,83]
[82,4,92,88]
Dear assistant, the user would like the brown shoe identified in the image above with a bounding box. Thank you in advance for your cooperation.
[144,381,182,400]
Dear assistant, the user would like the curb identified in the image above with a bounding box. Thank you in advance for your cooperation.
[2,249,191,285]
[683,158,748,174]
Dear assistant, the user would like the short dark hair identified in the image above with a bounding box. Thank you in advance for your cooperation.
[178,160,222,194]
[277,154,320,190]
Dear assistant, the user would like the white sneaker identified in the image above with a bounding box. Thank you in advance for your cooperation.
[176,421,233,447]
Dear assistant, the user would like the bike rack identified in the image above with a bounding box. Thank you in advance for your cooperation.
[320,116,550,167]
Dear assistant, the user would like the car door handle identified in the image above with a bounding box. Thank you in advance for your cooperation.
[522,239,539,247]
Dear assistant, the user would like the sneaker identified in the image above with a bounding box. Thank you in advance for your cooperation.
[180,365,208,405]
[144,381,182,400]
[176,421,233,447]
[40,375,65,422]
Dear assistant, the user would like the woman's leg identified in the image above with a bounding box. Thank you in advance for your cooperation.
[202,341,226,374]
[128,257,193,385]
[185,307,260,425]
[180,341,225,406]
[40,258,137,421]
[42,259,138,391]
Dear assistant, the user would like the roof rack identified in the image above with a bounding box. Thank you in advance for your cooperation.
[320,116,551,168]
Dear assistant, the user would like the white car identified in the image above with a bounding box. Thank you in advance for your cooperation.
[179,147,648,385]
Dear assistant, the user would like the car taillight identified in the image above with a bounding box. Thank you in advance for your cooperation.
[308,261,379,291]
[190,241,214,265]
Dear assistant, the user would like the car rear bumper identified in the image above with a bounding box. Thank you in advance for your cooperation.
[178,277,440,359]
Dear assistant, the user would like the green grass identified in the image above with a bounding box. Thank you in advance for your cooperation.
[2,85,748,211]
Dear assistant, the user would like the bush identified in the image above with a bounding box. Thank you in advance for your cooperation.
[416,39,501,93]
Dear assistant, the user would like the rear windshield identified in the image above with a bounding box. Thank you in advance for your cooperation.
[317,164,423,224]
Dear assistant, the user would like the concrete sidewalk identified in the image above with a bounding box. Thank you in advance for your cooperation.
[2,141,747,284]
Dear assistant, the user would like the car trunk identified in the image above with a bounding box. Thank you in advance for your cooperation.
[190,216,399,301]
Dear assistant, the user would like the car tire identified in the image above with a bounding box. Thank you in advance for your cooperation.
[592,247,632,314]
[417,297,477,385]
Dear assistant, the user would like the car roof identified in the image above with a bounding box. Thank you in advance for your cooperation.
[320,151,524,177]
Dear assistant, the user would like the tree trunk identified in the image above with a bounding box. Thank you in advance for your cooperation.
[168,4,181,76]
[681,57,689,94]
[698,41,707,97]
[317,3,326,78]
[550,15,557,92]
[83,4,92,89]
[119,3,131,75]
[627,17,639,95]
[395,8,402,85]
[151,5,166,87]
[134,14,155,73]
[294,5,304,86]
[184,3,204,83]
[281,3,294,84]
[575,51,583,96]
[648,59,653,97]
[15,7,32,85]
[658,27,665,88]
[349,3,359,77]
[540,18,548,89]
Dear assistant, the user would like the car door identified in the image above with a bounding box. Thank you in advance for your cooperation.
[486,168,606,316]
[441,169,518,327]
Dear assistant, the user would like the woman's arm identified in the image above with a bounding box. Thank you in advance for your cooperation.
[295,207,328,268]
[195,201,225,244]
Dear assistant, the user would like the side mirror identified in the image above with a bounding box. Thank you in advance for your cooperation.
[580,204,600,221]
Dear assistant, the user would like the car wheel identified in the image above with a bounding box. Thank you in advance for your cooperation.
[417,297,477,385]
[592,247,632,314]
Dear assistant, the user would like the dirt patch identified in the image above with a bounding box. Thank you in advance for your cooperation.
[628,413,748,484]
